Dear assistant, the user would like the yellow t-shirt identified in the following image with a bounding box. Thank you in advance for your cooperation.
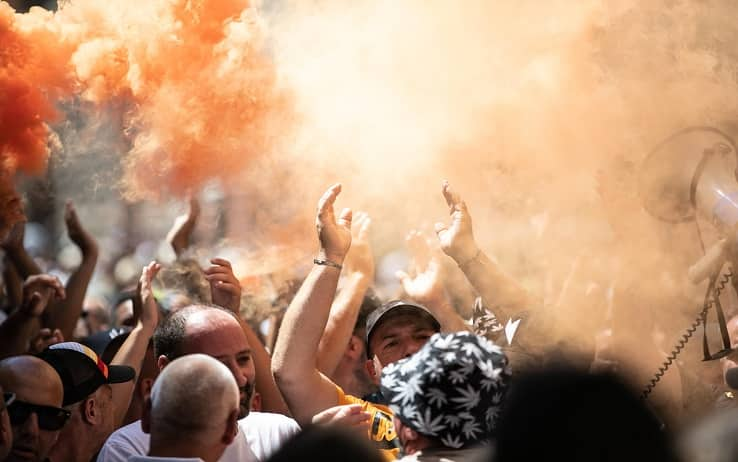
[336,385,400,461]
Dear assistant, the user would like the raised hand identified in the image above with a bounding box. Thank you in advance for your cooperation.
[204,258,242,313]
[342,212,373,280]
[20,274,65,318]
[434,181,479,265]
[316,184,352,264]
[137,261,162,332]
[397,231,446,305]
[28,328,64,354]
[64,201,98,256]
[166,195,200,257]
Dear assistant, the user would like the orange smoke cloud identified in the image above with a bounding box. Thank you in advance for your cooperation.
[0,2,74,175]
[1,0,287,198]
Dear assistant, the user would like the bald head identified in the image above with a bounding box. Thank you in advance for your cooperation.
[0,356,65,462]
[0,356,63,406]
[149,354,239,444]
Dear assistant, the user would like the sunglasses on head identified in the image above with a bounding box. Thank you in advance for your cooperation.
[7,399,71,431]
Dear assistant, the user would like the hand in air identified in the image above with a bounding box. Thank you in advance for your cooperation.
[205,258,242,313]
[316,184,352,264]
[343,212,374,280]
[434,181,479,265]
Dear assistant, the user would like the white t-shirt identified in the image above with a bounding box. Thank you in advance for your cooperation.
[98,412,300,462]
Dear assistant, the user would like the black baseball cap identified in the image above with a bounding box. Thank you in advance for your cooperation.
[38,342,136,406]
[365,300,441,358]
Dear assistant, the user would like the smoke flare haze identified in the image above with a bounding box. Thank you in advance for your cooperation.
[4,0,738,417]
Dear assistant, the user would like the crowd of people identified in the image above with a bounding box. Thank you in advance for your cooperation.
[0,177,737,462]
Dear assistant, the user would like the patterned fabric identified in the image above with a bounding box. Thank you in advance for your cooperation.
[471,297,504,343]
[380,332,510,449]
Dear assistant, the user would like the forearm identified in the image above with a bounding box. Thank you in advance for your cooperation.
[47,252,98,340]
[272,264,343,424]
[110,323,154,427]
[5,247,41,279]
[0,311,40,359]
[273,264,341,381]
[317,272,370,376]
[456,251,539,320]
[238,317,290,415]
[3,260,22,309]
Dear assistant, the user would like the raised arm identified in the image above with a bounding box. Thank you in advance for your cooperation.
[205,257,291,415]
[272,184,352,426]
[1,222,41,278]
[166,196,200,258]
[397,230,469,333]
[435,181,539,319]
[110,261,160,428]
[0,274,65,359]
[46,202,99,340]
[316,212,373,377]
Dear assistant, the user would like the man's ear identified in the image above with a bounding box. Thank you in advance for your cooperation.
[141,396,152,434]
[82,397,98,425]
[365,358,378,382]
[156,355,169,372]
[222,409,239,446]
[346,335,363,361]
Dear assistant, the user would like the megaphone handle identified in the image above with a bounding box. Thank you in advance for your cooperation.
[714,272,733,351]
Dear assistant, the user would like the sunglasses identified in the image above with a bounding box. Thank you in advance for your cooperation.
[1,392,14,412]
[7,399,71,431]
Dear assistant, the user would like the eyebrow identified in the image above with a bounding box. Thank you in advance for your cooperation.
[380,327,435,341]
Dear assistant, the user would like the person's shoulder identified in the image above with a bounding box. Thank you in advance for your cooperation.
[240,411,300,432]
[97,420,149,462]
[238,412,300,461]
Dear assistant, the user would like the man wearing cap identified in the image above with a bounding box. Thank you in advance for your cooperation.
[39,342,136,462]
[0,355,70,462]
[273,184,454,460]
[380,331,510,461]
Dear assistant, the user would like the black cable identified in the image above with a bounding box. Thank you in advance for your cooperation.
[641,267,734,399]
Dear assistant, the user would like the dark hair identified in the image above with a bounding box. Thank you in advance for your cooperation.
[266,425,384,462]
[495,367,677,462]
[153,304,240,360]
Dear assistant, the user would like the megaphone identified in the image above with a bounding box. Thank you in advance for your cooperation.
[638,126,738,229]
[637,127,738,373]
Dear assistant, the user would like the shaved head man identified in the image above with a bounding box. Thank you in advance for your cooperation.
[0,356,70,462]
[136,354,240,462]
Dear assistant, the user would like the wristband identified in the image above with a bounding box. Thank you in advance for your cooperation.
[458,249,482,269]
[314,258,343,270]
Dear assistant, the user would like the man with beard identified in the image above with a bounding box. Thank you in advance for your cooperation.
[97,304,300,462]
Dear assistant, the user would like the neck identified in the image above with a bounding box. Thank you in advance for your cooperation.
[149,437,221,462]
[48,426,93,462]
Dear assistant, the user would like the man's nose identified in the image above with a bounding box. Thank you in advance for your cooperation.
[18,411,40,437]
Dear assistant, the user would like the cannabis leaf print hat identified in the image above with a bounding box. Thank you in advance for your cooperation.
[379,331,511,449]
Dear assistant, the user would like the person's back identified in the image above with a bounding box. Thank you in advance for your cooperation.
[132,353,240,462]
